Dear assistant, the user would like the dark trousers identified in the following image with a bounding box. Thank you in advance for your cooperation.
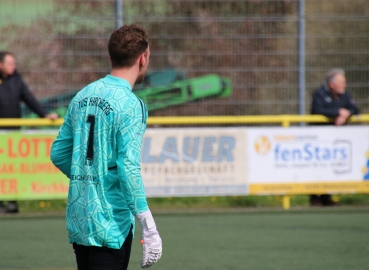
[0,201,19,213]
[73,227,133,270]
[309,194,333,206]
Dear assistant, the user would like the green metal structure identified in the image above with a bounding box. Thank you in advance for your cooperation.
[135,74,232,111]
[22,73,232,118]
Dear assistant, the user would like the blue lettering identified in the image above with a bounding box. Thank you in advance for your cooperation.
[202,137,216,162]
[183,137,199,163]
[322,148,330,160]
[274,144,281,161]
[292,149,302,160]
[304,144,313,161]
[158,137,179,163]
[275,143,350,162]
[217,136,235,162]
[141,138,156,163]
[281,149,290,161]
[314,147,320,160]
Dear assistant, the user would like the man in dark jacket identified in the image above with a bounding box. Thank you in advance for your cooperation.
[311,68,359,126]
[310,68,359,206]
[0,51,58,213]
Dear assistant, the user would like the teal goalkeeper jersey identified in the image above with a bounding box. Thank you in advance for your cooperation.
[50,75,149,249]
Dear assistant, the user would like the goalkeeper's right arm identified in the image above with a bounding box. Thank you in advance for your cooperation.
[50,105,74,177]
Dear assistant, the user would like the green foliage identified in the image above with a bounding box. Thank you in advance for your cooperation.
[18,199,67,213]
[51,1,114,35]
[0,0,53,27]
[14,194,369,213]
[336,194,369,205]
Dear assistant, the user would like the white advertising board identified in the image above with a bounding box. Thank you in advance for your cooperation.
[247,126,369,194]
[142,126,369,196]
[141,128,248,196]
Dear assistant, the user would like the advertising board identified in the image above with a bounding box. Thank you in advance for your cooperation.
[142,128,248,196]
[247,126,369,194]
[1,126,369,200]
[0,131,68,200]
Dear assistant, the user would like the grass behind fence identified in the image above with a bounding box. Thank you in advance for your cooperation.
[12,194,369,214]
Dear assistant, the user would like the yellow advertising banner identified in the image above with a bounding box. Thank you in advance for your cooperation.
[0,131,68,200]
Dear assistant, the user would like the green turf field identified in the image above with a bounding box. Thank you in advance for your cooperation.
[1,208,368,270]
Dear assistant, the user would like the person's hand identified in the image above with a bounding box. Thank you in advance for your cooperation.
[335,108,351,126]
[338,108,351,119]
[136,210,162,268]
[335,115,347,126]
[45,113,59,120]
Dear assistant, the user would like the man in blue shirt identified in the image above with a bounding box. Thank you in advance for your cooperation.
[51,24,162,270]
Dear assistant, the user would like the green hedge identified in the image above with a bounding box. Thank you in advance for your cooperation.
[10,194,369,213]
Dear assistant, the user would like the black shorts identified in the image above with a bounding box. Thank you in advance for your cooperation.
[72,227,133,270]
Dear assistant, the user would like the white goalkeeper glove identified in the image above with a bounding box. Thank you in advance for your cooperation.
[136,210,162,269]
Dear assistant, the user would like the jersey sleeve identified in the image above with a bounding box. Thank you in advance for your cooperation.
[116,100,149,216]
[50,104,74,177]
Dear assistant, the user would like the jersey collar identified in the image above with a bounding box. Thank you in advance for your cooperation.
[103,75,132,91]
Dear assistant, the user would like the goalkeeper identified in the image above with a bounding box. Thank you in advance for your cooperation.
[50,24,162,270]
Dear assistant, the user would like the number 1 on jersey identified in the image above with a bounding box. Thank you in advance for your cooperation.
[85,114,95,166]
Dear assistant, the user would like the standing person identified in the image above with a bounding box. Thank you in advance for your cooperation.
[50,24,162,270]
[0,52,58,214]
[310,68,359,206]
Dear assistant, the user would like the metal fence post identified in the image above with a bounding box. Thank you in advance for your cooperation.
[298,0,305,115]
[115,0,123,29]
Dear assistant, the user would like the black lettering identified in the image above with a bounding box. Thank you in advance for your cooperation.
[89,97,99,106]
[98,99,106,110]
[79,97,88,109]
[104,106,114,115]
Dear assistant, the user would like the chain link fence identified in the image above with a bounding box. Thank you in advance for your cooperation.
[0,0,368,118]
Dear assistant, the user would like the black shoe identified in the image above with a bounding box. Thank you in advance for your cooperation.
[322,200,339,207]
[310,198,323,207]
[6,202,19,213]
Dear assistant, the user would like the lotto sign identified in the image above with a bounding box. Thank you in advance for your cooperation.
[247,126,369,195]
[0,131,68,200]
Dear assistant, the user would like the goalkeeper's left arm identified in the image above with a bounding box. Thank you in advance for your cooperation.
[136,210,162,268]
[116,101,162,268]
